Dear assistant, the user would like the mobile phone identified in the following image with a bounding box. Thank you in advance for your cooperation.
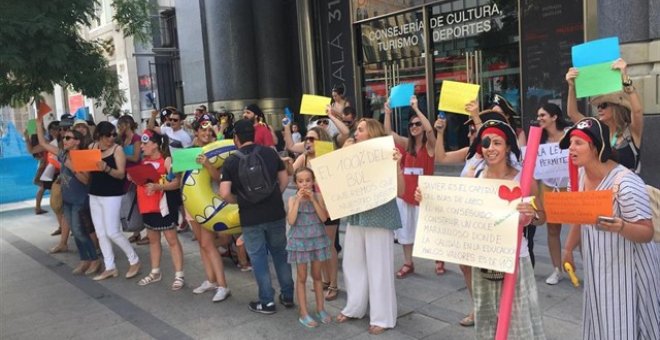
[437,110,446,119]
[597,216,615,223]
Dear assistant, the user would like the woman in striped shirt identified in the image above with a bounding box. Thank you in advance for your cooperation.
[561,117,659,340]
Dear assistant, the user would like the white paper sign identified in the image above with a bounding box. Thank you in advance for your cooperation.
[413,176,520,273]
[522,143,569,181]
[310,136,396,220]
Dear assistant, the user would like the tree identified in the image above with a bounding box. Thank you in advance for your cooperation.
[0,0,152,109]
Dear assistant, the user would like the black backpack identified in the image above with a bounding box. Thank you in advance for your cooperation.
[234,146,277,203]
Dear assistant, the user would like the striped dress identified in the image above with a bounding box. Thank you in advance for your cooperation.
[580,165,660,340]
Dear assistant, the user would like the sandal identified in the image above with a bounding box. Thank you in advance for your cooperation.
[137,272,162,286]
[136,237,150,245]
[325,285,338,301]
[316,310,332,324]
[459,312,475,327]
[128,234,141,243]
[312,281,330,292]
[368,325,387,335]
[298,315,318,328]
[435,261,446,275]
[171,276,185,291]
[396,263,415,279]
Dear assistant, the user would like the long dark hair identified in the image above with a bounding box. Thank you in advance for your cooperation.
[93,121,116,142]
[406,112,427,157]
[540,103,570,143]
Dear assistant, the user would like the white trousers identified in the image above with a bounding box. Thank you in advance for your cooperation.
[89,195,139,270]
[341,224,397,328]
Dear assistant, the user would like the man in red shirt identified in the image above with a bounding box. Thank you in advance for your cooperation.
[243,104,275,147]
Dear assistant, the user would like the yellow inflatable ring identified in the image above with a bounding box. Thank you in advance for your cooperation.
[182,140,241,234]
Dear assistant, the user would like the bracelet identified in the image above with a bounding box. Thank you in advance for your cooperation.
[617,221,626,233]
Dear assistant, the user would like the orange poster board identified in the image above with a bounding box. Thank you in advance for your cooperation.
[70,149,102,172]
[544,190,613,225]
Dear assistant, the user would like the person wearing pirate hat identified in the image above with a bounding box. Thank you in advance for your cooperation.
[419,119,547,338]
[559,117,660,340]
[565,58,643,172]
[488,94,527,146]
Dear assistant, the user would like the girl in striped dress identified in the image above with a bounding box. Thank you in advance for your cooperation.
[286,167,332,328]
[562,117,660,340]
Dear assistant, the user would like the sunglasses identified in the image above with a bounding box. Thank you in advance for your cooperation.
[596,103,609,110]
[63,135,78,141]
[304,136,317,142]
[102,132,118,138]
[317,119,329,125]
[169,118,180,122]
[408,121,422,128]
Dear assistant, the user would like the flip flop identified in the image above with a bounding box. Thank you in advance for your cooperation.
[396,263,415,279]
[298,315,318,328]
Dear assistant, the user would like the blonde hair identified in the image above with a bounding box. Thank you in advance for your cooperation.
[357,118,387,140]
[610,104,631,136]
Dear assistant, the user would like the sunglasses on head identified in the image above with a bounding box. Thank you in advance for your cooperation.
[304,136,317,142]
[63,135,78,141]
[597,102,609,110]
[408,121,422,128]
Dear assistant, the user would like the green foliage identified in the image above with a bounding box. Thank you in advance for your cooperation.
[0,0,152,112]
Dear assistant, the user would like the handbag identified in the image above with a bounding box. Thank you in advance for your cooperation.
[120,184,144,232]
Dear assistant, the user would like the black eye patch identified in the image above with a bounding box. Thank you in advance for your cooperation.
[481,136,491,149]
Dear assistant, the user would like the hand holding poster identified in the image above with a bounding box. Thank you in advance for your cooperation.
[70,149,102,172]
[310,136,396,220]
[413,176,520,273]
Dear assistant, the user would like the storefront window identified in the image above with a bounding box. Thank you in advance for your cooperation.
[354,0,426,21]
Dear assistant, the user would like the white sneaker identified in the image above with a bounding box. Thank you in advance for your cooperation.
[545,268,562,285]
[193,280,217,294]
[212,286,231,302]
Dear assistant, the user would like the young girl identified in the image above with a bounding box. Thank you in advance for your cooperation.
[286,167,332,328]
[132,129,185,290]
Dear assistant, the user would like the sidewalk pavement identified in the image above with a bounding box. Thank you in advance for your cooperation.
[1,186,584,340]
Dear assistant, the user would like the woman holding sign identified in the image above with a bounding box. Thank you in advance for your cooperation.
[536,103,571,285]
[420,120,547,339]
[88,122,141,281]
[36,117,100,275]
[565,58,644,172]
[335,118,404,335]
[131,129,186,290]
[560,117,659,340]
[382,96,442,278]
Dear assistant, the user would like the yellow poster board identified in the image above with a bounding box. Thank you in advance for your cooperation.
[310,136,396,220]
[300,94,332,116]
[413,176,520,273]
[438,81,480,115]
[314,141,334,157]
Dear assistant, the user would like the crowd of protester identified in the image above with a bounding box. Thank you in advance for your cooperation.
[24,58,658,339]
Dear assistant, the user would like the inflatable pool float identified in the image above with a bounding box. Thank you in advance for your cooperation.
[182,140,241,234]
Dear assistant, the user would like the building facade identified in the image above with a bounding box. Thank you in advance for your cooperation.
[153,0,659,185]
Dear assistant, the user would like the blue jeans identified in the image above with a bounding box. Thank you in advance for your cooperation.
[241,218,294,304]
[62,201,98,261]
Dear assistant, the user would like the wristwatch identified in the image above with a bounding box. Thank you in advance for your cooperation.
[622,77,633,87]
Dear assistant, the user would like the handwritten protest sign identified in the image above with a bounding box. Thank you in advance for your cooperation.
[438,81,480,115]
[413,176,520,273]
[70,149,102,172]
[310,136,396,220]
[544,190,613,224]
[300,94,332,116]
[522,143,569,181]
[389,83,415,108]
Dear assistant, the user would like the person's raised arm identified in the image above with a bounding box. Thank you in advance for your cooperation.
[614,58,644,146]
[327,106,349,137]
[465,100,481,126]
[35,117,58,155]
[433,118,469,164]
[566,68,586,123]
[411,96,436,156]
[383,100,408,148]
[147,110,162,134]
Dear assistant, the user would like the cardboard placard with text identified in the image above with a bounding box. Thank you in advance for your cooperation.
[310,136,396,220]
[413,176,520,273]
[544,190,613,224]
[521,143,569,181]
